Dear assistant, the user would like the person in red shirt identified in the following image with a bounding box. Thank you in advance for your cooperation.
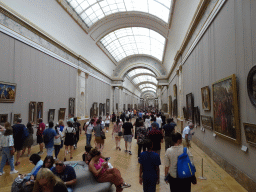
[37,118,45,155]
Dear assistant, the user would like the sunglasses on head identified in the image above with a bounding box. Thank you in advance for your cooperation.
[55,163,64,166]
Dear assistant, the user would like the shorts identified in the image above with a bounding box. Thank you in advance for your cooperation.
[105,123,109,127]
[14,142,23,151]
[37,135,43,144]
[113,132,121,138]
[95,137,104,144]
[124,135,132,142]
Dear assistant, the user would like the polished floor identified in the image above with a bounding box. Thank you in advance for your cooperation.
[0,121,247,192]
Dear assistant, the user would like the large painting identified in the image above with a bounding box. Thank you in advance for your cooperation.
[29,101,37,124]
[169,95,172,115]
[99,103,103,116]
[212,74,240,144]
[69,98,75,116]
[0,82,16,103]
[48,109,55,122]
[13,114,21,124]
[0,114,8,126]
[244,123,256,146]
[201,86,211,110]
[58,108,66,121]
[201,115,212,130]
[247,66,256,107]
[194,107,200,126]
[106,99,110,114]
[162,103,168,113]
[37,102,43,120]
[183,107,187,120]
[172,99,177,118]
[186,93,194,123]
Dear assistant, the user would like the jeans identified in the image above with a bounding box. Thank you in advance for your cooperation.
[46,147,54,156]
[86,134,92,145]
[0,147,15,172]
[54,145,61,158]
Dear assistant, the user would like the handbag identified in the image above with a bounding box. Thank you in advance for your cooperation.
[118,132,123,136]
[100,125,106,139]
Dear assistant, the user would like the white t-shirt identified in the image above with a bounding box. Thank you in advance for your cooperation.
[182,126,192,140]
[156,117,163,128]
[86,122,94,134]
[105,116,110,124]
[64,127,76,134]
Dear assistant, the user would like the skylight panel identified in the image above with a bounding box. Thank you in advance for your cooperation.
[101,27,165,62]
[141,88,156,93]
[66,0,172,27]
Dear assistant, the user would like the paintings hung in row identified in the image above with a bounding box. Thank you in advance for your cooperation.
[201,115,212,130]
[244,123,256,147]
[186,93,194,123]
[69,98,75,116]
[0,114,8,126]
[201,86,211,110]
[247,66,256,107]
[58,108,66,121]
[106,99,110,114]
[0,81,16,103]
[212,74,240,144]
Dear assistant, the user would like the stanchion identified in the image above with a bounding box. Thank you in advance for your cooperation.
[198,158,207,180]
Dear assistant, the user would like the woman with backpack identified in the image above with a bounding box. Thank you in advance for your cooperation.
[63,121,76,161]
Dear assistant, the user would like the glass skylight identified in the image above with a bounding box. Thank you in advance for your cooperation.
[101,27,165,62]
[132,75,157,84]
[127,68,155,78]
[139,84,156,90]
[66,0,172,27]
[141,88,156,92]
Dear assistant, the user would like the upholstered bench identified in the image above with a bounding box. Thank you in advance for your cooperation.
[64,161,113,192]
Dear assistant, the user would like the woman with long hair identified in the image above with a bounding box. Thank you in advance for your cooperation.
[0,122,18,175]
[93,119,105,151]
[136,120,148,158]
[89,148,130,192]
[112,119,123,150]
[33,168,67,192]
[63,121,76,161]
[21,122,34,157]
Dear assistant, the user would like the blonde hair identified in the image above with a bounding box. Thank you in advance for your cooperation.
[33,168,63,192]
[58,120,64,126]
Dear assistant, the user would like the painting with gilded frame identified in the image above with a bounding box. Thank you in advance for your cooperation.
[0,114,8,126]
[247,66,256,107]
[29,101,37,124]
[48,109,55,123]
[194,107,200,126]
[244,123,256,146]
[172,99,177,118]
[201,115,212,130]
[13,114,21,124]
[169,95,172,115]
[99,103,103,116]
[0,81,16,103]
[93,102,98,116]
[69,98,75,116]
[183,107,187,120]
[212,74,240,144]
[37,102,43,121]
[106,99,110,114]
[186,93,194,123]
[201,86,211,110]
[58,108,66,121]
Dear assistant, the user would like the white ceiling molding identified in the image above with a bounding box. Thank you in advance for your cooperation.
[128,73,156,81]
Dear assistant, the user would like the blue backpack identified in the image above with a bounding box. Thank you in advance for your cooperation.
[177,147,196,178]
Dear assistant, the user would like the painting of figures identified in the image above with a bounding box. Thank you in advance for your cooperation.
[212,74,240,144]
[0,82,16,103]
[201,86,211,110]
[186,93,194,123]
[37,102,44,120]
[201,115,212,130]
[29,102,37,124]
[244,123,256,146]
[106,99,110,114]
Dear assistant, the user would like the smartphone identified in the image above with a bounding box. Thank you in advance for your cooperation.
[105,157,111,161]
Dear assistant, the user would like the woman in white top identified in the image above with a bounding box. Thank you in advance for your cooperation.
[105,113,110,133]
[63,121,76,161]
[0,122,18,175]
[84,119,95,146]
[144,115,151,130]
[164,132,195,192]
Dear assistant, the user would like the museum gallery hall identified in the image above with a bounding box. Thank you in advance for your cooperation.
[0,0,256,192]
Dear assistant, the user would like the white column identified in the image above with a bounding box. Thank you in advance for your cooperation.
[110,86,114,115]
[118,87,123,114]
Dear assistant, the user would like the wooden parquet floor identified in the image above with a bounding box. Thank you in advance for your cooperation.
[0,120,247,192]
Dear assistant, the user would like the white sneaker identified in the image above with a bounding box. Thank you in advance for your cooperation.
[0,171,5,176]
[106,131,108,133]
[10,170,18,174]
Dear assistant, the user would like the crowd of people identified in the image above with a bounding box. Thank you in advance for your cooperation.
[0,108,197,192]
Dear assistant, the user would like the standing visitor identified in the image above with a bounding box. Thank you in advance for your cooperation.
[136,120,148,158]
[21,122,34,157]
[163,118,176,150]
[54,126,63,159]
[112,119,123,151]
[84,119,95,146]
[93,119,105,152]
[148,123,163,156]
[122,117,134,155]
[156,114,163,130]
[182,123,194,148]
[37,118,45,155]
[63,121,76,161]
[105,113,110,133]
[43,121,59,157]
[73,117,81,149]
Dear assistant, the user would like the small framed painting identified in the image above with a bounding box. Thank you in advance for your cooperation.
[0,81,17,103]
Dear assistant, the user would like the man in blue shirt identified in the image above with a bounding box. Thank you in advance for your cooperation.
[52,160,77,192]
[139,140,161,192]
[43,121,59,157]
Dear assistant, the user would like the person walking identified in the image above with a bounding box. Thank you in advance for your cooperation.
[182,123,194,148]
[112,119,122,151]
[0,122,18,175]
[63,121,76,161]
[163,118,176,150]
[93,119,105,152]
[148,123,163,156]
[54,125,63,159]
[73,117,81,149]
[105,113,110,133]
[43,121,60,157]
[21,122,34,157]
[37,118,45,155]
[84,119,95,146]
[136,120,148,158]
[122,117,134,155]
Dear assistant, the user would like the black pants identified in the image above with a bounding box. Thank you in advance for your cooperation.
[168,175,191,192]
[54,145,61,158]
[138,144,146,158]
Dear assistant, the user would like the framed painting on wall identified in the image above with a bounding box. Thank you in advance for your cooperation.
[0,81,17,103]
[183,107,187,120]
[172,99,177,118]
[103,104,105,116]
[194,107,200,126]
[169,95,172,115]
[99,103,103,116]
[69,98,75,116]
[48,109,55,122]
[244,123,256,146]
[162,103,168,113]
[37,102,43,120]
[186,93,194,123]
[13,114,21,124]
[201,115,212,130]
[212,74,240,144]
[247,66,256,107]
[58,108,66,121]
[201,86,211,110]
[0,114,8,126]
[29,101,37,124]
[93,102,98,116]
[106,99,110,114]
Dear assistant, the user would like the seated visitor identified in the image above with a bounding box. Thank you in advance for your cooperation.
[24,154,43,180]
[82,144,93,164]
[52,159,77,192]
[33,168,68,192]
[88,148,131,192]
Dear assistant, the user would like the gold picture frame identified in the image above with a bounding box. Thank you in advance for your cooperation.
[201,86,211,110]
[212,74,240,144]
[243,123,256,147]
